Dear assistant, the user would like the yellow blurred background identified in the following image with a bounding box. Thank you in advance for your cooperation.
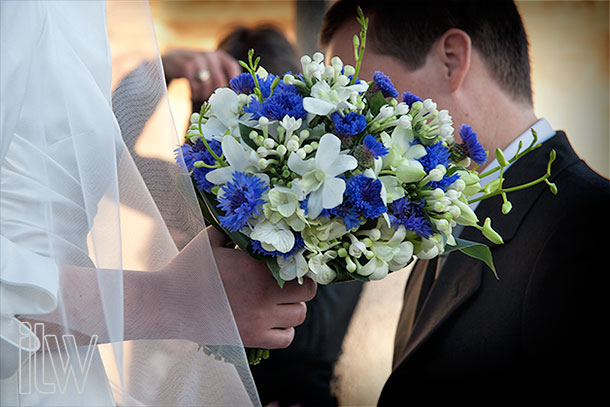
[144,1,608,405]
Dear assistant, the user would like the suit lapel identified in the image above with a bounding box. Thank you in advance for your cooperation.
[393,254,483,368]
[392,132,579,369]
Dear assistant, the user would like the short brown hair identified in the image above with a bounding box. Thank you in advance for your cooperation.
[320,0,533,104]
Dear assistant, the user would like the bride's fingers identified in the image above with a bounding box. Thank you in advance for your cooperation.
[271,302,307,329]
[261,327,295,349]
[275,278,317,304]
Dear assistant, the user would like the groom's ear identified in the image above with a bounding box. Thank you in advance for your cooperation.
[436,29,472,93]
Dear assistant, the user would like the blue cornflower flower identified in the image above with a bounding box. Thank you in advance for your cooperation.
[331,112,367,137]
[373,71,399,98]
[418,142,451,170]
[459,124,487,165]
[252,232,305,259]
[244,81,304,120]
[402,91,423,107]
[416,141,460,191]
[230,73,255,95]
[330,175,387,230]
[217,171,268,232]
[362,135,389,159]
[179,139,222,192]
[260,87,307,120]
[388,197,433,239]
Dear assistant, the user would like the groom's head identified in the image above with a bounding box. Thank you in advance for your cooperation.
[320,0,536,150]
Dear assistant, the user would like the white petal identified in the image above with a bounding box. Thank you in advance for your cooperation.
[201,117,228,140]
[315,134,341,172]
[287,152,315,176]
[322,177,345,209]
[307,188,324,219]
[222,135,247,169]
[303,97,334,116]
[405,144,427,160]
[205,166,235,185]
[209,88,239,128]
[325,154,358,177]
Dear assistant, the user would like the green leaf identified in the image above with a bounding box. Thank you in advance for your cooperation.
[366,90,387,117]
[266,257,286,288]
[239,124,259,151]
[445,237,498,279]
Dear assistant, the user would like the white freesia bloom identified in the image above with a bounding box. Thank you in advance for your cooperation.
[307,251,337,284]
[288,133,357,218]
[206,135,268,185]
[277,250,309,283]
[250,218,295,253]
[302,80,369,116]
[201,88,241,141]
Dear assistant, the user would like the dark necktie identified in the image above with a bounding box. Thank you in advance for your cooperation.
[414,257,438,320]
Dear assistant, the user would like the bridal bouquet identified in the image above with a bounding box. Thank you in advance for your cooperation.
[179,10,556,363]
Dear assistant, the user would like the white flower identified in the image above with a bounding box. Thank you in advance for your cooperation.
[201,88,240,141]
[380,127,427,183]
[205,135,268,185]
[416,234,444,259]
[357,225,414,280]
[250,218,295,253]
[307,251,337,284]
[277,250,309,283]
[302,80,368,116]
[288,133,357,219]
[279,115,302,136]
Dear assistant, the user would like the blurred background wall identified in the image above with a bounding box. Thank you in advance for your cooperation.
[147,1,609,405]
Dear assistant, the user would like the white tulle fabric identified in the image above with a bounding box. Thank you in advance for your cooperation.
[0,1,259,405]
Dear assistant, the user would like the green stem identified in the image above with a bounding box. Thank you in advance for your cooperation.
[198,111,225,165]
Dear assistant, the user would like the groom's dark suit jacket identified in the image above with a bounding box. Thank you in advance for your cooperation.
[379,132,609,404]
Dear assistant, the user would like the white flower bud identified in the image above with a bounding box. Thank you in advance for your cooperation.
[423,99,437,112]
[429,168,444,182]
[283,74,296,85]
[256,146,268,157]
[287,139,300,152]
[263,138,276,149]
[300,55,312,65]
[397,115,412,129]
[237,93,250,105]
[277,145,287,156]
[313,52,324,63]
[258,116,269,126]
[296,148,307,159]
[335,75,350,87]
[343,65,355,76]
[432,188,445,200]
[331,56,343,69]
[379,105,394,119]
[258,158,269,169]
[394,102,409,116]
[190,112,200,124]
[303,144,313,154]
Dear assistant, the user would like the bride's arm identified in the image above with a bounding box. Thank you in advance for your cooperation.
[20,228,316,349]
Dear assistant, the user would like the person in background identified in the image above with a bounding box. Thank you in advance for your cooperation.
[162,26,364,407]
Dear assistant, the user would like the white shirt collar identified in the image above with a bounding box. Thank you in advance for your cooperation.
[470,118,555,211]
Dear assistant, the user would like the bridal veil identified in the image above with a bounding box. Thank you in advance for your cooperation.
[0,1,259,405]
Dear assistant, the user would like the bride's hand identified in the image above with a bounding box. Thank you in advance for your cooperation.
[207,226,317,349]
